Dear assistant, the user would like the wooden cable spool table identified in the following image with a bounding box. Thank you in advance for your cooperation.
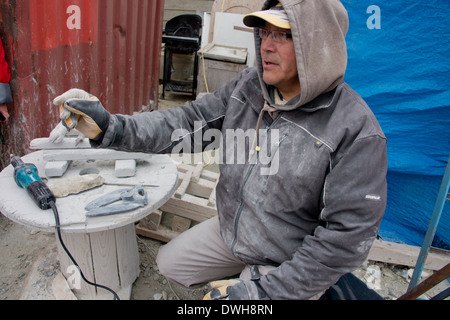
[0,150,178,299]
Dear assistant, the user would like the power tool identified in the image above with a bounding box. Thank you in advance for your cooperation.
[9,154,120,299]
[10,155,56,210]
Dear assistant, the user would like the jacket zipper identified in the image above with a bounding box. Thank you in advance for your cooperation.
[230,112,284,254]
[230,163,256,253]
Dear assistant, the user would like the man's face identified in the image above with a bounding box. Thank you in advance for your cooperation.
[260,23,300,99]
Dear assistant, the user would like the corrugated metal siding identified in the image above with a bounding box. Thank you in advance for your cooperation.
[0,0,164,170]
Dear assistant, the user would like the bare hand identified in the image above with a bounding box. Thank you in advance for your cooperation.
[0,104,9,122]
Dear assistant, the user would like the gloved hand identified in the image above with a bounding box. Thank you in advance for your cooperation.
[203,279,243,300]
[203,279,268,300]
[53,89,110,141]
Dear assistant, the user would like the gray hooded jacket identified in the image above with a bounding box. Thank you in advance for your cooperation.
[99,0,388,299]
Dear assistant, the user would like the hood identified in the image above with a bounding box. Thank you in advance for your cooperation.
[254,0,349,111]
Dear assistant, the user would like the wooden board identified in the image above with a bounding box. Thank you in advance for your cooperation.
[136,163,219,242]
[368,239,449,271]
[56,231,97,298]
[160,193,216,222]
[56,224,139,300]
[202,45,248,64]
[136,223,180,243]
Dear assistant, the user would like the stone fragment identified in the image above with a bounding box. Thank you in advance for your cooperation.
[45,161,70,178]
[48,174,105,198]
[115,159,137,178]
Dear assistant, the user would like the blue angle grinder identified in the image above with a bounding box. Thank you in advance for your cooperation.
[9,154,120,299]
[10,155,56,210]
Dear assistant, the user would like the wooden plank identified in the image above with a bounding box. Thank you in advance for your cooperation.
[175,169,193,199]
[234,26,253,33]
[208,177,219,207]
[368,239,450,271]
[160,193,217,222]
[136,163,219,242]
[208,189,216,208]
[114,224,140,289]
[192,163,204,182]
[56,232,97,298]
[397,263,450,300]
[52,273,78,300]
[136,223,179,243]
[139,210,163,231]
[178,163,219,182]
[89,230,120,295]
[172,215,191,233]
[178,171,216,199]
[203,45,248,64]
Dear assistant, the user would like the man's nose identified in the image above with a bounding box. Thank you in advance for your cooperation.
[261,35,276,51]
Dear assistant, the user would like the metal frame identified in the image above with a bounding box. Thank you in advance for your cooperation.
[407,155,450,295]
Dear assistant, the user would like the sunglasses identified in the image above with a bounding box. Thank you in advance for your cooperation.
[258,28,292,43]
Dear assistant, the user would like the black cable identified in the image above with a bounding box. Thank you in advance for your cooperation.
[50,201,120,300]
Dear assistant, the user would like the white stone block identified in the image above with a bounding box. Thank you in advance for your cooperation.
[45,161,70,178]
[115,159,136,178]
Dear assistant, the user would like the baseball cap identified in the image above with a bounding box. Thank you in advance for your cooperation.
[243,3,291,30]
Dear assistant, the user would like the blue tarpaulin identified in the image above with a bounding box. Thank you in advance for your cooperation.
[340,0,450,248]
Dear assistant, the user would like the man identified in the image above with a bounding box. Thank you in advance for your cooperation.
[51,0,387,300]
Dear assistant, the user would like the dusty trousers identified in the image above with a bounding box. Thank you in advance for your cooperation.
[156,216,338,300]
[156,216,276,288]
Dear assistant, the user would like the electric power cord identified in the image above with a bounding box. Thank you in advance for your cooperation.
[50,201,120,300]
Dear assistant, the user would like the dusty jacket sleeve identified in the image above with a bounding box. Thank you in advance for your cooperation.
[259,135,388,300]
[97,70,248,152]
[0,42,12,105]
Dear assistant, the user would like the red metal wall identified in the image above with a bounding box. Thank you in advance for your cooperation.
[0,0,164,169]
